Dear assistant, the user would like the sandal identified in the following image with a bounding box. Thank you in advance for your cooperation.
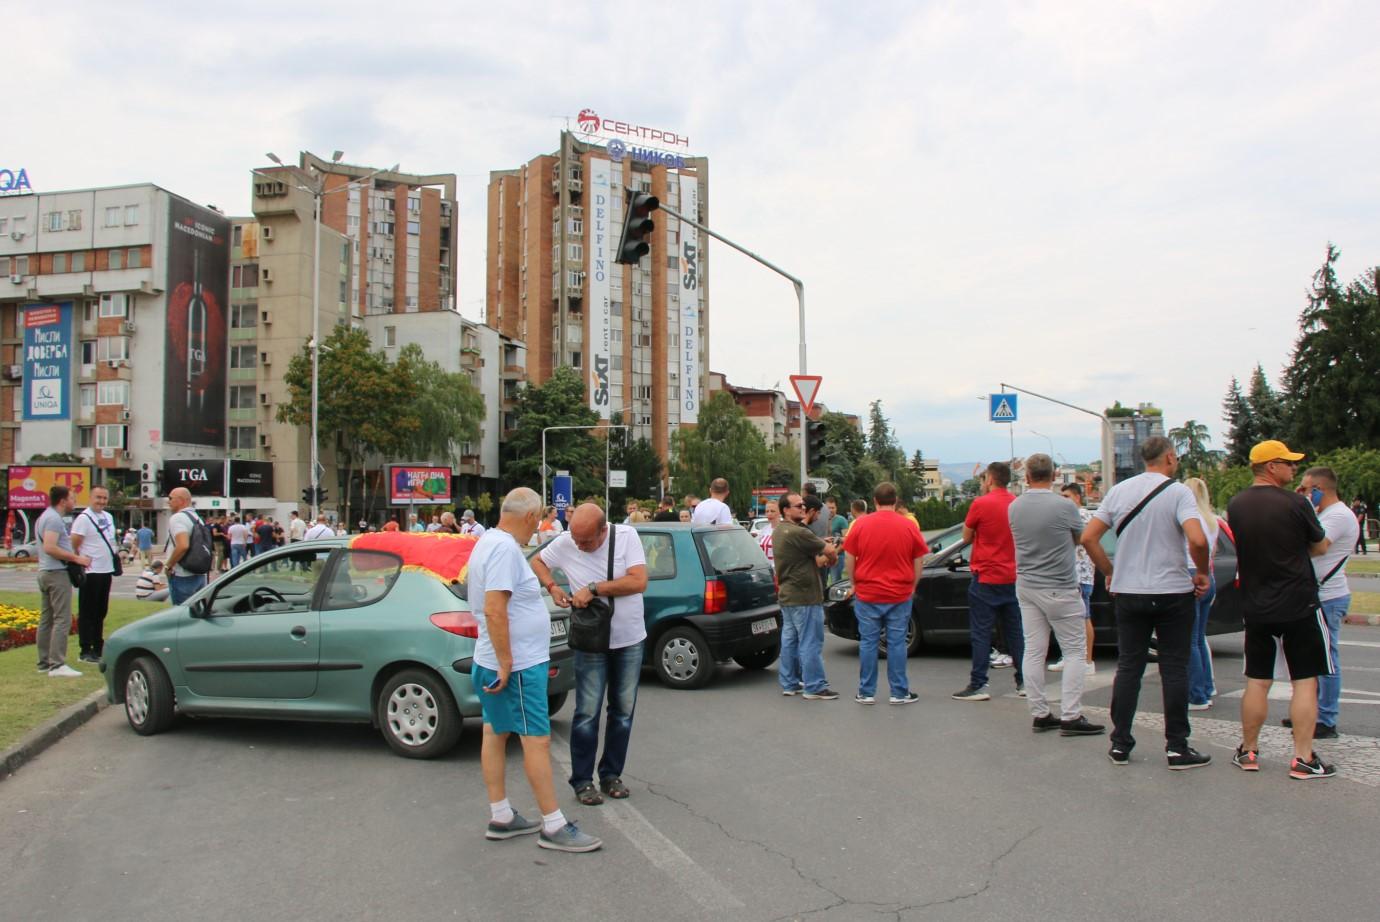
[600,777,630,799]
[575,782,604,806]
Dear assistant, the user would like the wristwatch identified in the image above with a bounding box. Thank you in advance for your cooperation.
[586,582,599,597]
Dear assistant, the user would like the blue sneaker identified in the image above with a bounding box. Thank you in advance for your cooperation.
[538,822,603,853]
[486,812,541,840]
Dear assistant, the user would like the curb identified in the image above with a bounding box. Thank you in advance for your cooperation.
[1344,613,1380,626]
[0,689,108,780]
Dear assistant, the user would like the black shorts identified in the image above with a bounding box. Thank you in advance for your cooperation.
[1243,611,1334,681]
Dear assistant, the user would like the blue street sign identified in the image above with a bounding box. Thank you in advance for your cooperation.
[989,393,1017,422]
[552,474,573,524]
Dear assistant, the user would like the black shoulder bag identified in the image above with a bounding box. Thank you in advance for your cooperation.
[568,525,617,654]
[1318,556,1349,588]
[85,510,123,577]
[1115,479,1175,537]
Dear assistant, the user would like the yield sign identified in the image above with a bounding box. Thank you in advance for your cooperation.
[790,375,823,415]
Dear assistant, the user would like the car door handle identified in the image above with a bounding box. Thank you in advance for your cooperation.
[290,625,307,639]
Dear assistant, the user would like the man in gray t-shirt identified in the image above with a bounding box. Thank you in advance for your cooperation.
[35,485,90,676]
[1008,454,1104,735]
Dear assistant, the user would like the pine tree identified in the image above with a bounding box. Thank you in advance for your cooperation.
[1221,377,1254,466]
[1247,364,1286,441]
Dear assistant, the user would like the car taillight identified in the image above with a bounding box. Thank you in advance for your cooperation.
[703,578,728,614]
[430,611,480,638]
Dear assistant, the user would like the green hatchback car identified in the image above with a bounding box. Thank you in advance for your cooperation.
[100,535,574,759]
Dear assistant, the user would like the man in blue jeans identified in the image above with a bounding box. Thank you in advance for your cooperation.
[954,462,1024,701]
[843,482,929,705]
[531,503,648,806]
[1298,467,1358,739]
[164,488,209,605]
[770,493,839,700]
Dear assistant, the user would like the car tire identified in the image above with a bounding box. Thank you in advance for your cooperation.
[878,616,922,657]
[733,642,779,670]
[376,668,461,759]
[124,655,176,736]
[13,549,29,559]
[655,625,715,690]
[547,691,569,716]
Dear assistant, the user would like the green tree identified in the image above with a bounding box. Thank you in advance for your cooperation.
[393,344,485,462]
[476,491,494,525]
[1314,447,1380,507]
[668,392,769,519]
[1247,363,1286,441]
[865,400,904,473]
[502,366,605,498]
[608,420,663,507]
[1221,377,1255,466]
[1168,419,1213,470]
[815,411,866,501]
[1199,466,1255,509]
[764,441,799,489]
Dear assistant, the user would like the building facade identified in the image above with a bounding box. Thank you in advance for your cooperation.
[1107,403,1166,484]
[707,371,788,447]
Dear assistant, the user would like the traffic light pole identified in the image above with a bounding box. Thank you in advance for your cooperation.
[654,204,809,489]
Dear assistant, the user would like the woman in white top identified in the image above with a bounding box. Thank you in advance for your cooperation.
[757,501,779,562]
[1184,477,1221,710]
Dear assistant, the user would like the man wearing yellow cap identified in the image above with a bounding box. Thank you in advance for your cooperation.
[1224,440,1336,780]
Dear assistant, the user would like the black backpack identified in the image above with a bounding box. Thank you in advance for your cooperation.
[179,511,214,574]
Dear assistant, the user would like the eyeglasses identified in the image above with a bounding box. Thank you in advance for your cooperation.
[1270,459,1300,468]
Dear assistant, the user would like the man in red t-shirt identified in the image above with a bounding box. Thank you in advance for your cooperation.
[843,481,930,704]
[953,461,1025,701]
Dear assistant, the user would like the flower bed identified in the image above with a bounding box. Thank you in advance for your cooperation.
[0,603,73,652]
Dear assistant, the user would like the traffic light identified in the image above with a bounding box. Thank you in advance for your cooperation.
[806,420,826,472]
[301,486,329,505]
[616,190,659,265]
[302,487,314,506]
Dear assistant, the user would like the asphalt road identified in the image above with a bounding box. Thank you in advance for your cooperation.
[3,628,1379,921]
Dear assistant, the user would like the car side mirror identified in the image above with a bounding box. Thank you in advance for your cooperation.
[946,557,966,572]
[189,597,210,619]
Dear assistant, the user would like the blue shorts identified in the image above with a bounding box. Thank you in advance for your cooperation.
[472,662,550,736]
[1079,583,1093,619]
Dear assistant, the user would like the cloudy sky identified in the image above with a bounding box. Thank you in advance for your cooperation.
[14,1,1380,465]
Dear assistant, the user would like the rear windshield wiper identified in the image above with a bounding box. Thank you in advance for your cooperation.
[723,564,757,572]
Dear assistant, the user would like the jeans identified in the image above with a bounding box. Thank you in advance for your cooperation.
[230,545,247,568]
[1187,570,1216,705]
[968,579,1024,688]
[1079,583,1093,617]
[569,641,642,789]
[77,572,113,657]
[36,569,73,670]
[1017,584,1087,720]
[169,573,207,606]
[1318,595,1350,727]
[856,599,911,697]
[779,604,827,693]
[1110,592,1194,753]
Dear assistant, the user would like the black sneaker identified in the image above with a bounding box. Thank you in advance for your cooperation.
[1314,723,1339,740]
[1108,747,1130,766]
[1289,753,1337,780]
[889,691,919,705]
[1060,716,1106,736]
[951,685,990,701]
[1031,714,1061,733]
[1014,681,1027,698]
[803,687,839,700]
[1167,748,1212,770]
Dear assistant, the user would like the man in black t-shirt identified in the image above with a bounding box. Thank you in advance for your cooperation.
[1225,440,1335,780]
[651,496,678,522]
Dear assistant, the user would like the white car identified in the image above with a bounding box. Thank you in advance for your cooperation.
[748,518,769,537]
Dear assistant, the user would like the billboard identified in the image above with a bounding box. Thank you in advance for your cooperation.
[161,459,226,497]
[7,465,92,510]
[678,173,700,422]
[21,303,73,421]
[228,459,274,496]
[164,198,229,446]
[588,157,612,420]
[387,465,452,506]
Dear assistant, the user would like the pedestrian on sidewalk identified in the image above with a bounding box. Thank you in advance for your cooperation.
[843,482,928,705]
[471,487,602,852]
[1009,455,1105,737]
[1294,467,1357,740]
[652,496,678,522]
[690,480,733,525]
[70,485,119,663]
[1052,483,1096,676]
[757,500,779,563]
[36,485,91,677]
[953,462,1025,701]
[1350,498,1368,555]
[1081,436,1212,769]
[461,509,487,537]
[289,510,307,543]
[770,493,838,700]
[165,488,211,604]
[532,502,648,805]
[303,513,334,541]
[227,516,250,568]
[136,522,154,568]
[1184,478,1221,711]
[825,498,848,585]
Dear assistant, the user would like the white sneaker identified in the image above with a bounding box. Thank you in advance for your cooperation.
[1085,662,1096,675]
[48,665,83,678]
[1048,659,1066,672]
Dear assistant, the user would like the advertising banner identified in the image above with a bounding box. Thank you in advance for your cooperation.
[21,302,73,421]
[677,173,701,422]
[587,157,612,420]
[552,474,573,524]
[387,465,452,506]
[161,459,226,497]
[165,198,229,446]
[228,459,274,496]
[7,465,92,510]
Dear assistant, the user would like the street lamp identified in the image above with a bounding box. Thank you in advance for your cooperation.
[1029,429,1054,456]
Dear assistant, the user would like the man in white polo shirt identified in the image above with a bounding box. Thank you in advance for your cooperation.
[690,479,734,525]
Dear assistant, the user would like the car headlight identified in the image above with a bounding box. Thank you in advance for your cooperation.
[828,581,852,602]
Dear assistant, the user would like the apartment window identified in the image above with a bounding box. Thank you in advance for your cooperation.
[229,385,255,409]
[232,225,243,247]
[78,427,94,449]
[45,211,62,232]
[71,251,86,272]
[67,210,82,231]
[568,243,583,260]
[0,217,6,234]
[109,249,123,270]
[232,264,259,287]
[127,248,142,269]
[53,253,67,273]
[96,337,129,361]
[569,218,583,235]
[96,424,126,450]
[229,427,256,450]
[230,303,258,328]
[99,293,127,317]
[230,345,256,369]
[83,301,96,323]
[80,341,96,365]
[125,205,139,226]
[105,206,121,228]
[406,221,420,235]
[79,384,96,411]
[97,381,130,406]
[384,326,396,347]
[568,271,584,288]
[611,300,622,317]
[571,351,581,368]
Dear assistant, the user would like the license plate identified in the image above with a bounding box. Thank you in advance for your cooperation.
[751,617,777,635]
[550,620,568,639]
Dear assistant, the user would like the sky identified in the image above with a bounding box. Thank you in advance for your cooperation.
[12,1,1380,466]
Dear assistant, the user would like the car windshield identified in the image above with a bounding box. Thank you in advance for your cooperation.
[696,527,770,574]
[923,524,965,558]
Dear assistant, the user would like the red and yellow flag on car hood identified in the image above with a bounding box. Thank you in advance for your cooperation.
[350,531,480,584]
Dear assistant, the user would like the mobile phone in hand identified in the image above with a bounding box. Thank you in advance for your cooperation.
[484,676,502,690]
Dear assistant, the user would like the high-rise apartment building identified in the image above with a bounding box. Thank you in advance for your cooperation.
[1107,402,1165,483]
[487,131,709,462]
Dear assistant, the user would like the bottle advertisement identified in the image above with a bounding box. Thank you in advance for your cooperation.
[164,197,229,446]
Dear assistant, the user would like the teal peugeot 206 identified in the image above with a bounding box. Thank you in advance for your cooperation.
[100,532,574,759]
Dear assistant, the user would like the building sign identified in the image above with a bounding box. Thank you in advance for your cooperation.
[587,157,612,421]
[606,140,688,170]
[164,198,229,447]
[387,465,452,506]
[576,109,689,149]
[161,459,226,497]
[6,465,91,510]
[0,168,32,196]
[677,173,701,422]
[228,459,274,496]
[21,303,72,420]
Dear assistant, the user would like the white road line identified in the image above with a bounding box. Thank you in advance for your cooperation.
[550,734,743,912]
[1340,640,1380,648]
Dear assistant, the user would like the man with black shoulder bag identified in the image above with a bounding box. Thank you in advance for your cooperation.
[71,485,120,663]
[530,502,648,806]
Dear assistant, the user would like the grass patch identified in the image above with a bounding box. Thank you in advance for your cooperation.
[0,591,163,751]
[1346,557,1380,577]
[1350,591,1380,616]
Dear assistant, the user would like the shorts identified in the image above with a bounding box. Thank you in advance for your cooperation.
[472,662,550,736]
[1079,583,1093,619]
[1243,612,1333,681]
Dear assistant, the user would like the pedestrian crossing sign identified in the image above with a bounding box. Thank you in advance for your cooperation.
[989,393,1017,422]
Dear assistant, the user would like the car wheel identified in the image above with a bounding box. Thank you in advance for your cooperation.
[13,549,29,559]
[376,668,461,759]
[655,625,715,689]
[124,655,175,736]
[547,691,569,716]
[733,642,779,670]
[878,616,922,657]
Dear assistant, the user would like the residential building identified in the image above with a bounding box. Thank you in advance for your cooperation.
[1107,402,1166,484]
[707,371,788,447]
[921,458,944,500]
[487,131,710,465]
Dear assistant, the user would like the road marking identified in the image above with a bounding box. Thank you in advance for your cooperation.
[550,733,743,912]
[1340,640,1380,649]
